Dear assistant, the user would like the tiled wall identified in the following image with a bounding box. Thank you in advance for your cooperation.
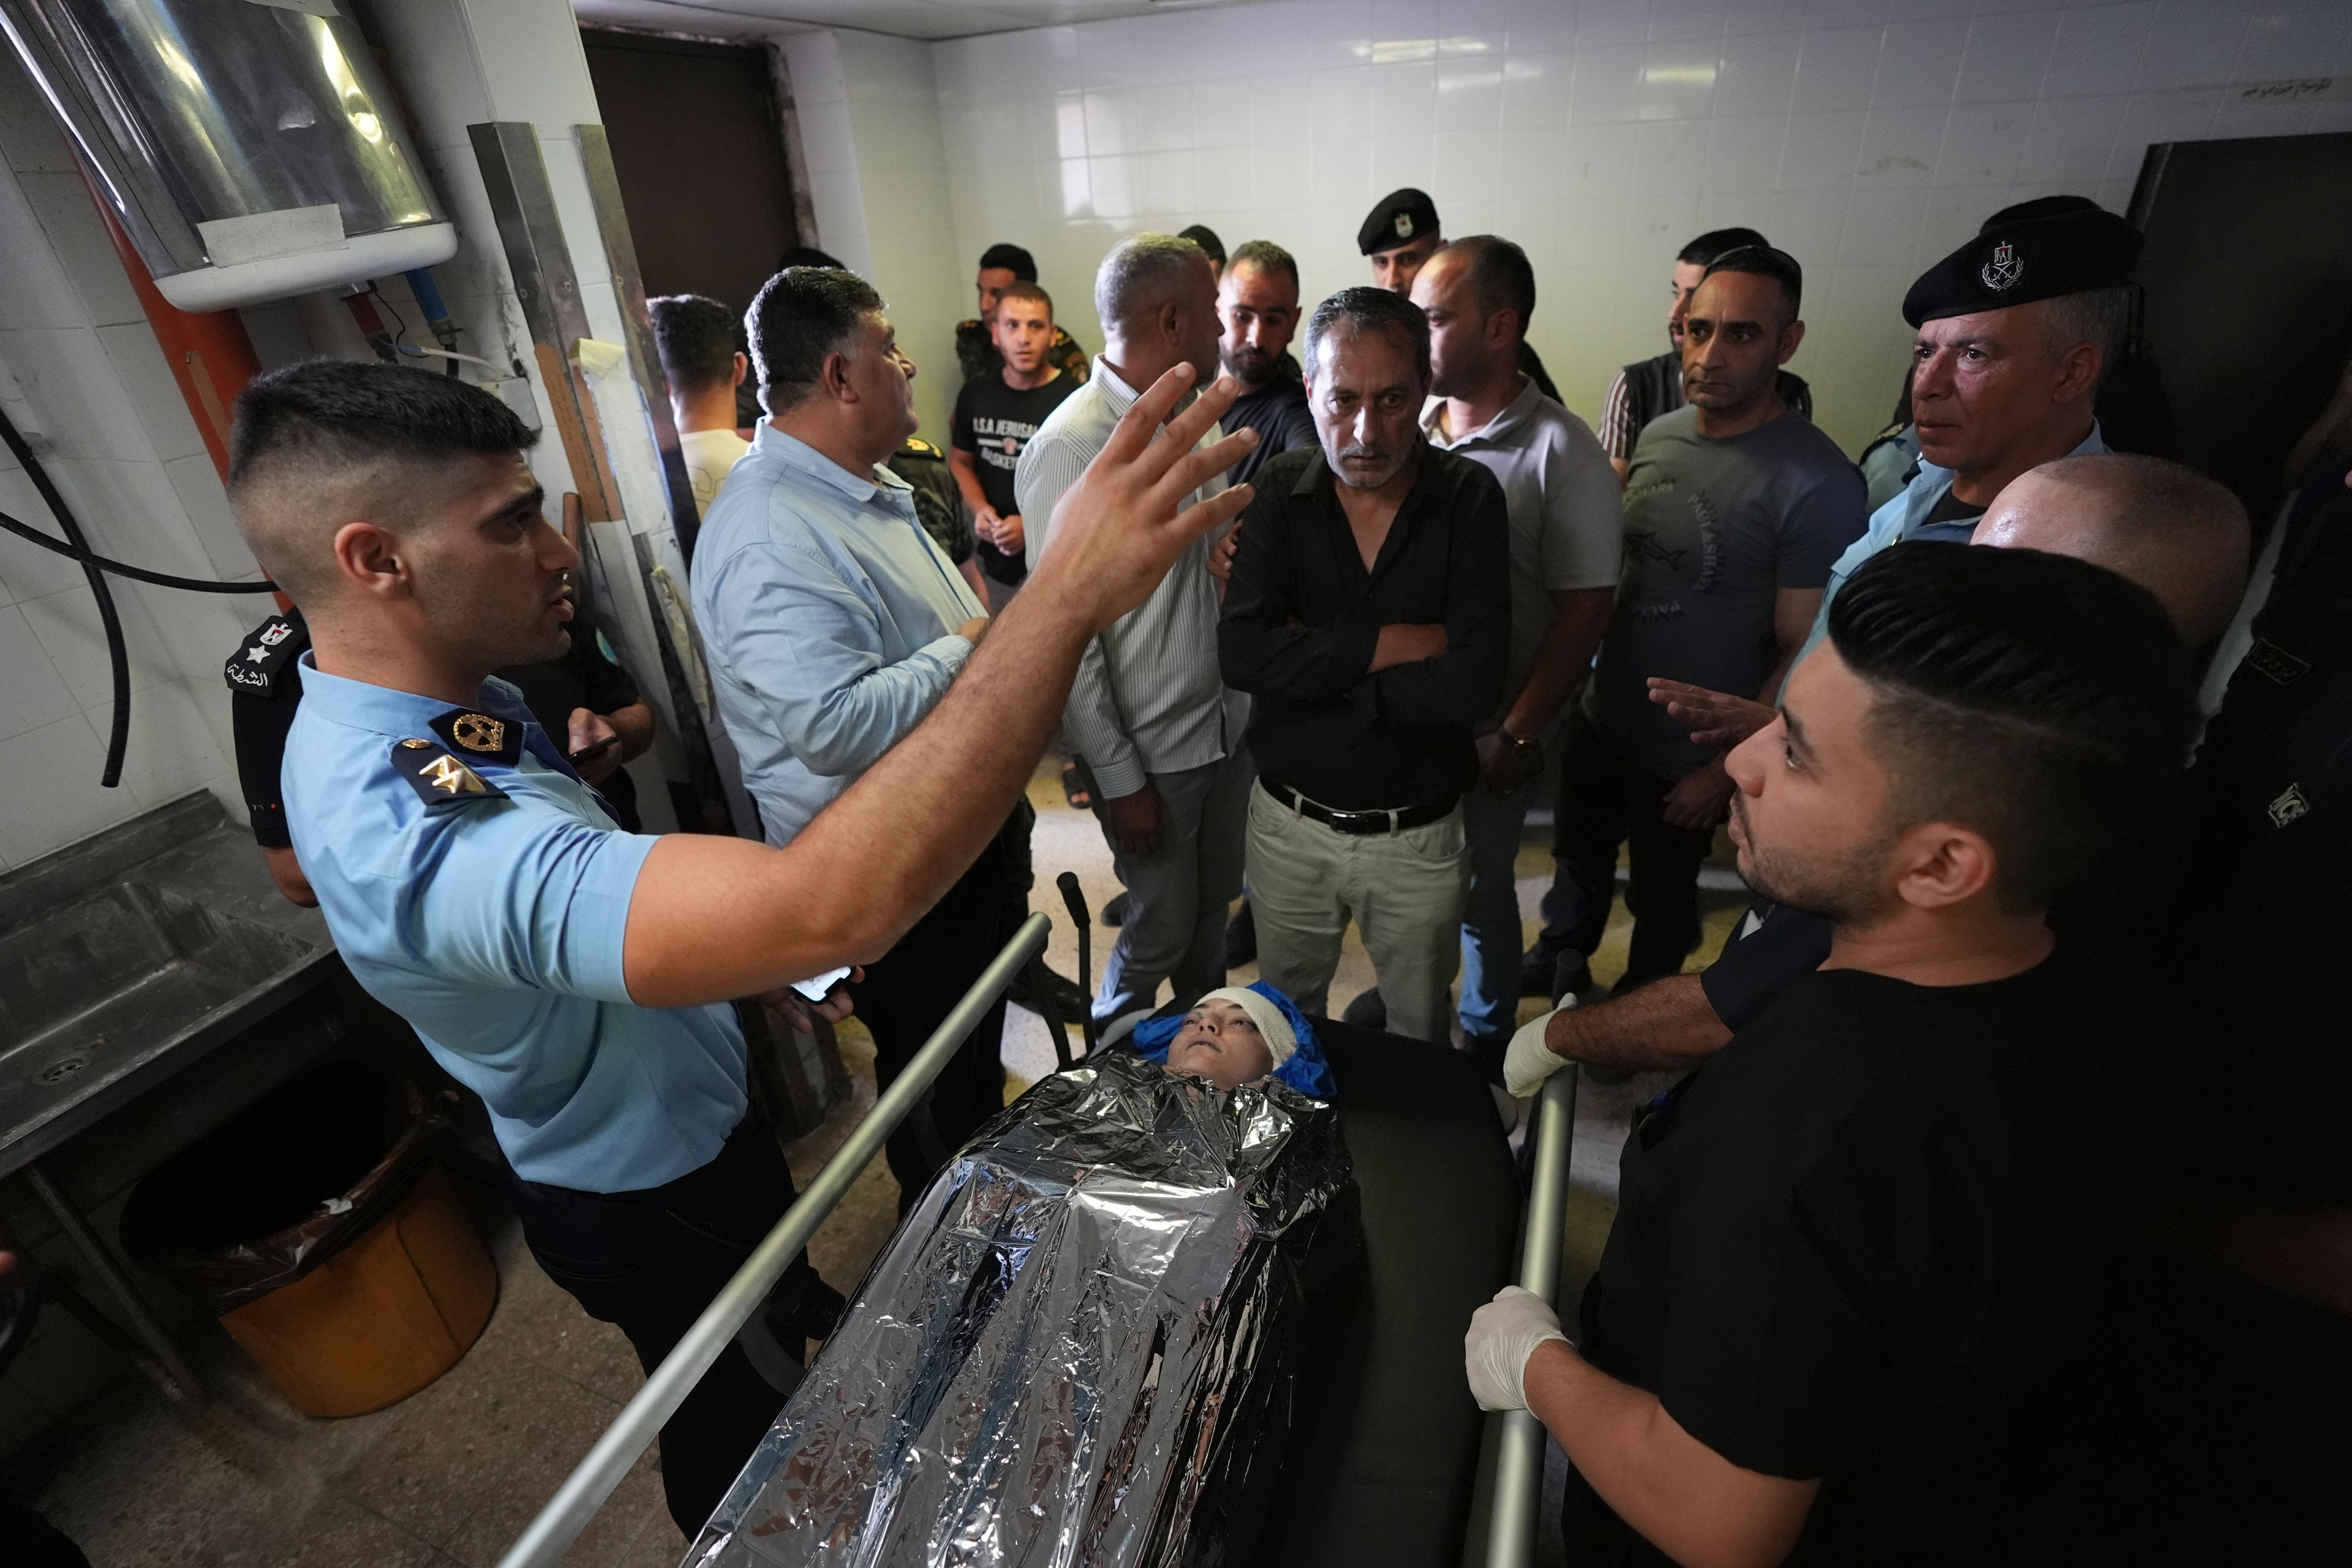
[921,0,2352,453]
[0,50,257,873]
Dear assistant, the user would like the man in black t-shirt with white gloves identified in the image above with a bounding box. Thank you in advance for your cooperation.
[1470,541,2198,1566]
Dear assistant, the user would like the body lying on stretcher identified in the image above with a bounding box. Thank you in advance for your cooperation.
[690,985,1357,1567]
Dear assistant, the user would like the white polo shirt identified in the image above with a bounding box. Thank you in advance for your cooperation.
[1422,375,1624,707]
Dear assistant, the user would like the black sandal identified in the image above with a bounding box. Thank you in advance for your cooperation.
[1060,760,1093,810]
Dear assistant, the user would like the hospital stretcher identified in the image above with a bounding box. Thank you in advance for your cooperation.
[492,905,1578,1568]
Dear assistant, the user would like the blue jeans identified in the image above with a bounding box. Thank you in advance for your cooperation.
[1457,775,1536,1042]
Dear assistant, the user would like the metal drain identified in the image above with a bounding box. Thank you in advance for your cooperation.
[36,1054,89,1084]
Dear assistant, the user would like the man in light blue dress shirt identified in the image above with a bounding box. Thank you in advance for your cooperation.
[228,356,1254,1539]
[693,268,1017,1213]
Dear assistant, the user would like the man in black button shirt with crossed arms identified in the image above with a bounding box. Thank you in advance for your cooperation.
[1219,285,1508,1044]
[1466,541,2198,1566]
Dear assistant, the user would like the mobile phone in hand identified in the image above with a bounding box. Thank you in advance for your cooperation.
[790,965,854,1003]
[568,734,620,766]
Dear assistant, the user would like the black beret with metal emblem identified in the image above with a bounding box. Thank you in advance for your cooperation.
[1358,188,1441,256]
[1902,196,2143,326]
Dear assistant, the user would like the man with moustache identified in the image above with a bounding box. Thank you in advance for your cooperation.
[1598,227,1815,483]
[1219,286,1509,1044]
[1216,239,1316,487]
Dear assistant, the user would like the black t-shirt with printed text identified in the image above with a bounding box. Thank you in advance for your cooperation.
[951,370,1080,584]
[1572,933,2153,1566]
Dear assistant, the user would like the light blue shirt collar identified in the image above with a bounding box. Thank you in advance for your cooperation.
[749,421,914,508]
[293,655,535,739]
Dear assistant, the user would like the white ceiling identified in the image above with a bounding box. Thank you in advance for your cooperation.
[572,0,1252,43]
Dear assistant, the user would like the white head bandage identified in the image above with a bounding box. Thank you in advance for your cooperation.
[1196,986,1295,1069]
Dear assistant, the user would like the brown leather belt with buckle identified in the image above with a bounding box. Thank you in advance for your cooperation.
[1260,778,1457,835]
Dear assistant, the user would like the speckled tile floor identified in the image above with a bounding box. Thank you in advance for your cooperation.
[5,760,1744,1567]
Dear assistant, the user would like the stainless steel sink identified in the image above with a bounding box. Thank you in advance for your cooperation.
[0,794,335,1178]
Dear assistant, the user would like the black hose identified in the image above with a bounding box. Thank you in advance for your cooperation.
[0,509,277,594]
[0,407,129,786]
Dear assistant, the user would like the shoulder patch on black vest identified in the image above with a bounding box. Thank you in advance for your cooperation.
[224,613,306,698]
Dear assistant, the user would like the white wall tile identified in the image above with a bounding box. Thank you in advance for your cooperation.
[1792,26,1884,115]
[1569,42,1646,123]
[0,327,157,465]
[1714,29,1803,119]
[110,677,230,813]
[1872,18,1970,108]
[20,578,176,709]
[0,712,140,867]
[1955,11,2062,105]
[92,324,209,466]
[15,170,146,328]
[2044,5,2157,100]
[0,603,78,741]
[872,0,2350,459]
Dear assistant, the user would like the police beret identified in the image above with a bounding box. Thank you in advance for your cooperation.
[1902,198,2143,326]
[1359,188,1440,255]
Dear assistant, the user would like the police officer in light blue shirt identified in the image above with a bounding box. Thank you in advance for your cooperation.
[224,357,1256,1539]
[1793,197,2143,666]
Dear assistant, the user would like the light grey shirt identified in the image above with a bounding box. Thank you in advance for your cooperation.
[1016,360,1228,800]
[693,423,981,845]
[1423,376,1624,710]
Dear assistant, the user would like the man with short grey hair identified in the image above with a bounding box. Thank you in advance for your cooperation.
[1019,233,1250,1028]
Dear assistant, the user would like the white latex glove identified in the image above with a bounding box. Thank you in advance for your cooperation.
[1505,1002,1576,1099]
[1466,1284,1570,1411]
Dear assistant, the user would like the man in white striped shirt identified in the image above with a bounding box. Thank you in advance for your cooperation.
[1019,233,1253,1028]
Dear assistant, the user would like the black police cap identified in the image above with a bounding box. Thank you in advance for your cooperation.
[1359,188,1440,255]
[1902,197,2143,326]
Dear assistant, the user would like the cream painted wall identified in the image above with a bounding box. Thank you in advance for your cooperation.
[911,0,2352,453]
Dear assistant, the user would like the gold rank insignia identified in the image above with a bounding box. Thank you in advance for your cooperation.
[429,706,522,766]
[391,738,510,808]
[450,712,506,753]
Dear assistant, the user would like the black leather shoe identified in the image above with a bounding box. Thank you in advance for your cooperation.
[1008,962,1090,1022]
[1341,988,1387,1030]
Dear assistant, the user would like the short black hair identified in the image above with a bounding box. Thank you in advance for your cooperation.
[648,294,739,395]
[228,358,535,493]
[1303,285,1431,383]
[1679,227,1771,268]
[1701,244,1804,318]
[748,266,885,412]
[777,244,845,271]
[1828,540,2197,913]
[1178,224,1226,267]
[1227,239,1298,288]
[1445,235,1536,330]
[995,279,1053,317]
[978,243,1036,282]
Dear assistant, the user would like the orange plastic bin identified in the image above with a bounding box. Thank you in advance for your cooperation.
[121,1062,497,1416]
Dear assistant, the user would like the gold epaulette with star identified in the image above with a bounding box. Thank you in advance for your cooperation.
[391,738,508,807]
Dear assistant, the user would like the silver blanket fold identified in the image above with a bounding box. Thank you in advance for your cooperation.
[687,1050,1354,1568]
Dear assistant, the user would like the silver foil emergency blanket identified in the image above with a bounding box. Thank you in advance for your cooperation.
[687,1049,1354,1567]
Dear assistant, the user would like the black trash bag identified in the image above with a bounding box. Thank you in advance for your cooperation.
[119,1062,448,1314]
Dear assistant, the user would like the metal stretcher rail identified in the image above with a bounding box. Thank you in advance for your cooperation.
[494,913,1052,1568]
[1487,1066,1580,1568]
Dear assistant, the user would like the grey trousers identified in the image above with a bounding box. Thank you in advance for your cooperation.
[1246,782,1469,1044]
[1093,751,1252,1022]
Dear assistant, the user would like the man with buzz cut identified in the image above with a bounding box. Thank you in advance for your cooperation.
[1359,187,1560,402]
[1469,541,2199,1567]
[956,241,1089,386]
[228,355,1253,1534]
[1598,227,1816,483]
[949,278,1080,612]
